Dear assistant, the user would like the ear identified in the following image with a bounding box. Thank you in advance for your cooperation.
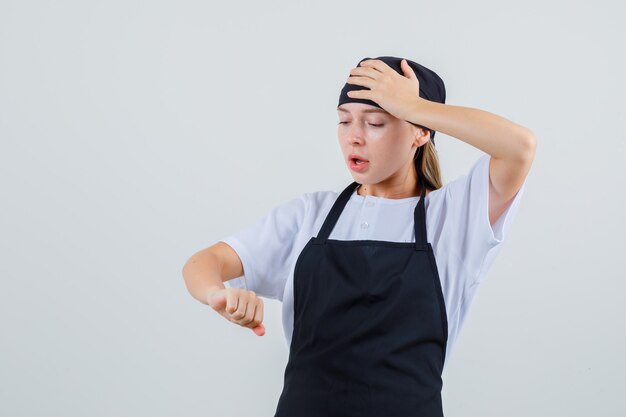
[413,126,431,147]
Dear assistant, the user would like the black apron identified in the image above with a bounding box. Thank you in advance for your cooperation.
[274,175,448,417]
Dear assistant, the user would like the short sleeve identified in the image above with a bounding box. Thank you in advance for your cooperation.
[444,153,527,284]
[219,193,308,300]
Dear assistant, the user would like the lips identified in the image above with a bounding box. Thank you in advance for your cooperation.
[348,153,370,172]
[348,153,369,163]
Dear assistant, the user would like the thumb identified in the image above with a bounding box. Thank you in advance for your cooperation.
[401,59,417,79]
[252,322,266,336]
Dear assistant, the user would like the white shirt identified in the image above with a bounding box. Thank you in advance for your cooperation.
[220,153,526,370]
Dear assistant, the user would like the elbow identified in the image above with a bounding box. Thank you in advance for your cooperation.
[526,133,537,160]
[181,256,190,277]
[518,129,537,162]
[181,256,195,285]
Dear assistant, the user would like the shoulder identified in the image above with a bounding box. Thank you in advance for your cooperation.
[303,190,340,215]
[306,189,341,205]
[259,190,338,229]
[253,189,340,222]
[300,189,351,228]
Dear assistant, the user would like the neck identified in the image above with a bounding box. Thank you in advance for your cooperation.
[356,176,425,199]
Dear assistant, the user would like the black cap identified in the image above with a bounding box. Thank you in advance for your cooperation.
[338,55,446,145]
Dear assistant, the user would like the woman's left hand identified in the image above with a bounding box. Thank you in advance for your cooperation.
[346,59,422,122]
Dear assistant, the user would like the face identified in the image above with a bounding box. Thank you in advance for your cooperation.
[337,102,430,187]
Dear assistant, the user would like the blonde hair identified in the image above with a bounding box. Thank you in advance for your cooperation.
[413,138,443,192]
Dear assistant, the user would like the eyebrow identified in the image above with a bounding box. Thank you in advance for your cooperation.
[337,108,389,114]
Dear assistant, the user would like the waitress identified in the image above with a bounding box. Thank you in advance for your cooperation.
[183,55,536,416]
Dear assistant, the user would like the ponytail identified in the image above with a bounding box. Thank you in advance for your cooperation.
[413,131,443,192]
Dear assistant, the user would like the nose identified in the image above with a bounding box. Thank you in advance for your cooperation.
[345,123,365,145]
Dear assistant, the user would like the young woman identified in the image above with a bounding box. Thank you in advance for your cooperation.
[182,55,536,416]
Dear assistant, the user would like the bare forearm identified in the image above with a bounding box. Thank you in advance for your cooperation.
[182,249,225,305]
[408,98,535,160]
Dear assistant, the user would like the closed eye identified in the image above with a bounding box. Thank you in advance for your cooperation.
[338,122,384,127]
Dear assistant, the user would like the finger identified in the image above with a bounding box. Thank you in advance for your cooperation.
[349,66,380,80]
[241,291,258,326]
[346,75,375,89]
[254,298,264,327]
[230,291,249,323]
[225,289,238,316]
[347,89,369,99]
[251,300,265,336]
[359,59,386,73]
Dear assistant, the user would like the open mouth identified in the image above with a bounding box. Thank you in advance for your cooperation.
[349,156,370,171]
[349,154,370,163]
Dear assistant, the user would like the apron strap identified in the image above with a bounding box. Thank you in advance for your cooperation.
[413,174,429,251]
[316,181,359,243]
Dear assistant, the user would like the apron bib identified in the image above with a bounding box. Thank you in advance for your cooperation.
[274,176,448,417]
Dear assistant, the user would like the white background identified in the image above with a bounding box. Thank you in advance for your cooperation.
[1,0,625,416]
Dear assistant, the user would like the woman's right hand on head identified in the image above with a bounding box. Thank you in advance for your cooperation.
[206,286,266,336]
